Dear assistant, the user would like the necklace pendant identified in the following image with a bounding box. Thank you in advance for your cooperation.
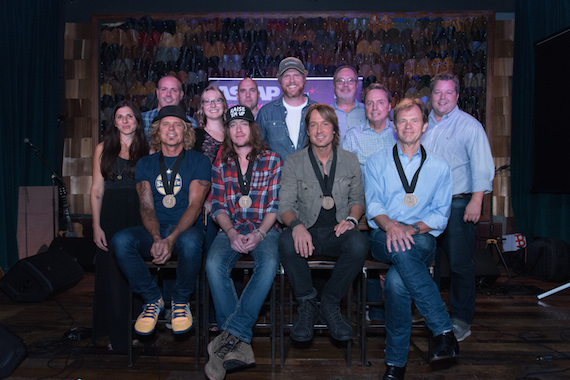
[166,169,172,174]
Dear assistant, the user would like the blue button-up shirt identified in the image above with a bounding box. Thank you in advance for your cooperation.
[257,95,317,162]
[422,106,494,195]
[342,120,398,176]
[331,100,367,138]
[365,143,452,237]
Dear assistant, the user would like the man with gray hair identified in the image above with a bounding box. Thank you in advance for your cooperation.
[331,65,366,138]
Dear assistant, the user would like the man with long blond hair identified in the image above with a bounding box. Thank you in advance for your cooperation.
[114,105,211,337]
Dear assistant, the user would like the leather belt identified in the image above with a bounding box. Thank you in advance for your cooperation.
[452,193,471,200]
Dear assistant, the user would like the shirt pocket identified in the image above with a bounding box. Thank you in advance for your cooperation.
[265,121,288,142]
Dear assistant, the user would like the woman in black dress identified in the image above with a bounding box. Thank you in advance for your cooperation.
[90,100,148,351]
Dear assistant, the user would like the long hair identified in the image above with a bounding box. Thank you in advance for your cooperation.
[100,100,148,180]
[149,118,196,152]
[194,86,229,127]
[303,103,340,148]
[220,120,269,163]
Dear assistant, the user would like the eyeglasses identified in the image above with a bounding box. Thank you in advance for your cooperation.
[202,98,223,106]
[334,78,357,85]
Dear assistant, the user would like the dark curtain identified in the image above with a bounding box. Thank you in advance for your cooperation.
[0,0,64,271]
[512,0,570,242]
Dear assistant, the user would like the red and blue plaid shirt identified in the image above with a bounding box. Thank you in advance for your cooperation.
[211,150,282,234]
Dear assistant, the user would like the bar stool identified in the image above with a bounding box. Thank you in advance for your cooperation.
[127,260,200,368]
[279,257,355,368]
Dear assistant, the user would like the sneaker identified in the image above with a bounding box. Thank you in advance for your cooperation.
[134,297,164,335]
[290,298,318,342]
[205,331,239,380]
[320,303,353,341]
[452,321,471,342]
[171,301,193,334]
[223,340,255,370]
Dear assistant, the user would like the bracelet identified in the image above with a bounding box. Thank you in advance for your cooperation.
[253,229,266,241]
[289,219,304,230]
[346,216,358,227]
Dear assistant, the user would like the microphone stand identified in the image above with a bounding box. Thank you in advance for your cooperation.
[25,139,64,239]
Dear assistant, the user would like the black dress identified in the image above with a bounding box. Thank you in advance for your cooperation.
[92,157,142,352]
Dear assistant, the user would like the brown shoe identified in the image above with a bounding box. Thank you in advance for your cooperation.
[223,340,255,370]
[205,331,239,380]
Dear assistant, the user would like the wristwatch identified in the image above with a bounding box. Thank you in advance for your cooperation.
[412,223,420,235]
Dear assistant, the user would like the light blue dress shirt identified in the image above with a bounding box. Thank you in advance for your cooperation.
[332,100,367,138]
[422,106,494,195]
[342,119,397,175]
[365,143,452,237]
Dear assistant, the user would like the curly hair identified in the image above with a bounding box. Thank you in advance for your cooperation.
[100,100,148,180]
[194,86,229,127]
[220,120,269,163]
[149,118,196,152]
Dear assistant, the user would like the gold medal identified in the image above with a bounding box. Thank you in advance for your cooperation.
[403,194,417,208]
[163,194,176,208]
[238,195,253,209]
[117,175,122,180]
[321,196,335,210]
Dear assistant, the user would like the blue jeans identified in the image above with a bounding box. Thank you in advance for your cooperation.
[205,230,279,343]
[435,196,476,325]
[370,229,452,368]
[113,225,204,304]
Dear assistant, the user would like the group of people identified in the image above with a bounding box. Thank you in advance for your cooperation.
[90,55,494,380]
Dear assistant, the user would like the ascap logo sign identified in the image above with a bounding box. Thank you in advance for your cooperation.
[210,77,363,108]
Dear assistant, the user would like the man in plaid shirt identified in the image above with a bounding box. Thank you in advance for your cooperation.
[205,105,282,380]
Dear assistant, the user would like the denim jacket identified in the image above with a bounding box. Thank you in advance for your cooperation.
[257,95,317,162]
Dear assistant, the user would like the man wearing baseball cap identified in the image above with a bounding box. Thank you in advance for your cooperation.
[257,56,317,161]
[204,105,282,380]
[114,105,211,337]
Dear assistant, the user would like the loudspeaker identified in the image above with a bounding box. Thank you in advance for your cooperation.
[0,248,84,303]
[48,237,96,272]
[0,324,27,378]
[440,248,500,285]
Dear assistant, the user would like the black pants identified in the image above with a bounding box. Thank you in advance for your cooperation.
[279,226,368,305]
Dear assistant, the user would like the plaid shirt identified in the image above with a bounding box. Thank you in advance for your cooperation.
[211,150,282,234]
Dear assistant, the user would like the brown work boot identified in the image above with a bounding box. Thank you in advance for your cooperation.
[223,340,255,370]
[205,331,239,380]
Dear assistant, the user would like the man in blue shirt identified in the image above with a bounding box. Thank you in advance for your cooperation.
[330,66,366,138]
[142,75,198,138]
[114,106,211,337]
[257,57,317,161]
[422,73,494,343]
[342,83,397,175]
[366,98,458,380]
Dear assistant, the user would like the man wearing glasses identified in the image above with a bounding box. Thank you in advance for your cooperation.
[331,66,366,138]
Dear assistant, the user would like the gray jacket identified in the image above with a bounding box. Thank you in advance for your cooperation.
[277,146,364,228]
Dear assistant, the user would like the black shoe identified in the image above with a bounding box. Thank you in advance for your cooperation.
[320,303,353,341]
[383,364,406,380]
[290,298,318,342]
[429,331,459,366]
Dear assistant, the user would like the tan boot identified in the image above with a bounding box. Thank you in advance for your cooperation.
[205,331,239,380]
[223,340,255,370]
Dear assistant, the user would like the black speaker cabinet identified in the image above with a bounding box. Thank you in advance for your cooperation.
[0,324,26,378]
[0,248,84,303]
